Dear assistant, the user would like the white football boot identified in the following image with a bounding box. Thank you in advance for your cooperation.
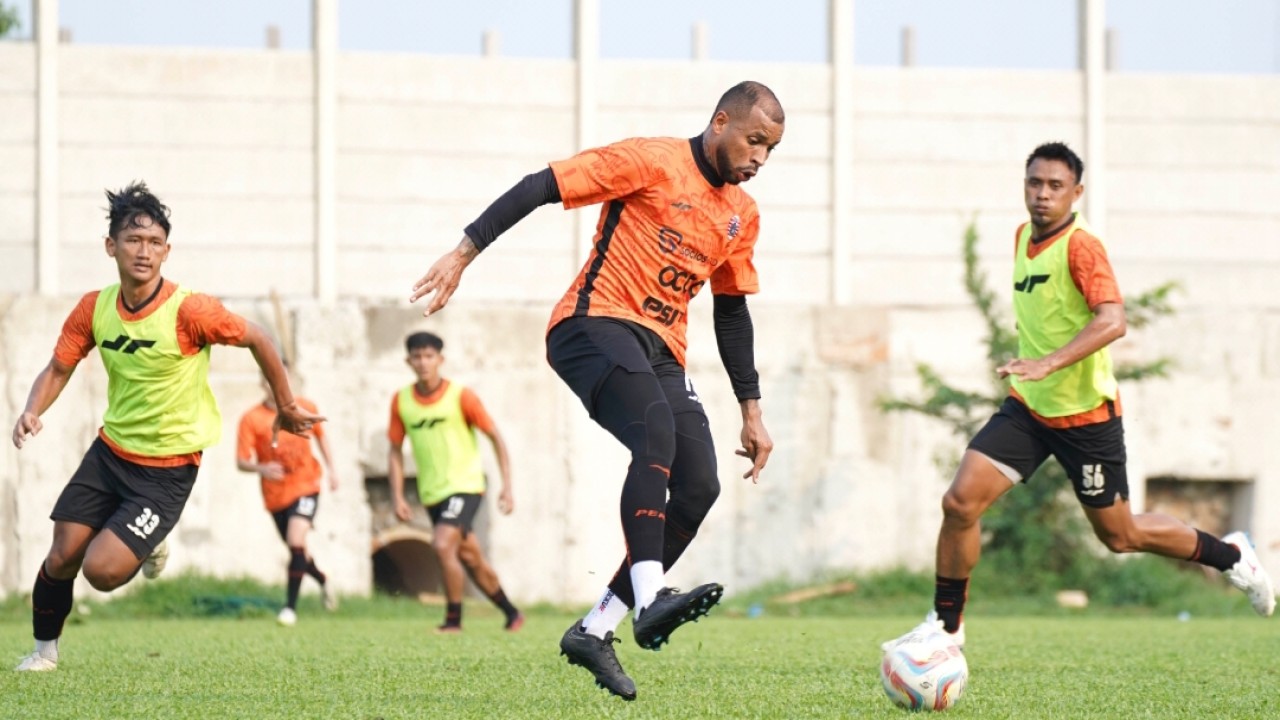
[142,540,169,580]
[881,609,966,652]
[14,652,57,672]
[1222,531,1276,617]
[277,607,298,627]
[321,585,339,612]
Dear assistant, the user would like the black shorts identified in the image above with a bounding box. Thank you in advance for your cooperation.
[271,493,319,542]
[50,437,200,561]
[427,493,483,535]
[968,396,1128,508]
[546,316,706,419]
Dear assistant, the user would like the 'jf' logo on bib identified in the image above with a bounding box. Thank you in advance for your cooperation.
[727,215,741,240]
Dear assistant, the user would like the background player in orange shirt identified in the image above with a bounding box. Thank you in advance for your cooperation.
[237,370,340,626]
[409,82,784,700]
[11,182,320,672]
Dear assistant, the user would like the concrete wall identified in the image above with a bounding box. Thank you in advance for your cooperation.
[1,43,1279,602]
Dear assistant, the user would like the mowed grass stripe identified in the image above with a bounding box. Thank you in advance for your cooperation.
[1,615,1276,719]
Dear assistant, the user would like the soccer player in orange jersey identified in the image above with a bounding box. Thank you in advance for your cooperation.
[882,143,1275,656]
[237,371,340,626]
[410,82,784,700]
[12,182,321,672]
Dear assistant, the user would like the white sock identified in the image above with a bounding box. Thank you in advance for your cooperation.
[581,589,631,640]
[630,560,665,619]
[35,638,57,661]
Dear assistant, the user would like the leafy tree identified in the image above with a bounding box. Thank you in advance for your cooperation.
[881,222,1178,593]
[0,3,19,39]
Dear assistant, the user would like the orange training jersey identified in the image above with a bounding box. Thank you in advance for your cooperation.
[237,397,326,512]
[547,136,761,366]
[52,280,248,467]
[1008,218,1125,429]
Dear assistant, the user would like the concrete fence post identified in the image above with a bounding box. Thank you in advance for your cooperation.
[573,0,599,270]
[830,0,854,305]
[314,0,338,302]
[36,0,58,295]
[1079,0,1107,236]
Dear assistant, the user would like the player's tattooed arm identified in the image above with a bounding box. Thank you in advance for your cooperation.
[411,235,479,317]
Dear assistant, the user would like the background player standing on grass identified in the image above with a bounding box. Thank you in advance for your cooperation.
[236,369,339,627]
[883,142,1276,655]
[387,331,523,633]
[409,81,783,701]
[11,182,321,672]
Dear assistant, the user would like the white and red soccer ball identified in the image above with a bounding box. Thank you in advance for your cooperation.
[880,631,968,711]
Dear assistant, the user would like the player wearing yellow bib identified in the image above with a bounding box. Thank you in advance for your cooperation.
[387,332,522,632]
[11,182,322,672]
[884,143,1275,653]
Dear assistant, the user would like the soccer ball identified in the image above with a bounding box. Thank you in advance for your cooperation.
[880,631,968,711]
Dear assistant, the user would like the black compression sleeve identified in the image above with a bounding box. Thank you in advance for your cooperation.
[462,167,562,252]
[713,294,761,401]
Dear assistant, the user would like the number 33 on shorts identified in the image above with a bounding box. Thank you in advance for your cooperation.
[296,495,317,518]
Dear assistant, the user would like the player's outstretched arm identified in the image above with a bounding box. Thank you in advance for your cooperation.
[410,235,479,317]
[236,322,325,440]
[998,302,1126,382]
[410,168,563,317]
[11,358,74,449]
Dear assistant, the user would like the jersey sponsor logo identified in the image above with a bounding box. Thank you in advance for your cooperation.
[1015,274,1051,293]
[727,215,741,239]
[411,417,447,430]
[670,201,693,212]
[658,265,705,297]
[127,507,161,539]
[657,226,683,254]
[1081,464,1106,496]
[642,296,685,327]
[657,227,714,264]
[101,335,157,354]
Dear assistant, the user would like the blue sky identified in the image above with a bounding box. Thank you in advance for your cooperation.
[4,0,1278,74]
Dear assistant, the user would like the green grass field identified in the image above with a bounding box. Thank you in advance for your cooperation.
[2,602,1277,719]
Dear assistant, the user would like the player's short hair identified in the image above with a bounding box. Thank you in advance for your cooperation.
[713,81,785,124]
[405,331,444,353]
[1026,142,1085,183]
[106,181,171,238]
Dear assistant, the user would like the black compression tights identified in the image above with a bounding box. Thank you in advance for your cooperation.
[593,371,721,606]
[593,367,677,566]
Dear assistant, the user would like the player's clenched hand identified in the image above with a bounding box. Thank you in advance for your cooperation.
[12,412,42,449]
[736,411,773,484]
[997,357,1053,382]
[271,402,326,447]
[497,487,514,515]
[393,497,413,523]
[410,236,480,317]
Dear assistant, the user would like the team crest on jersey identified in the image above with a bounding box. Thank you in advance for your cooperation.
[727,215,741,239]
